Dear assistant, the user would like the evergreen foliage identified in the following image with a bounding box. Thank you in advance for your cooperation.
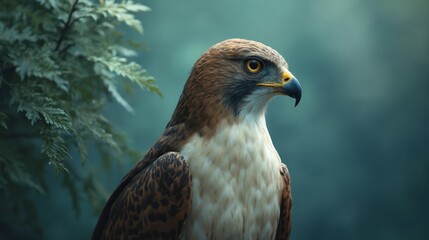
[0,0,157,236]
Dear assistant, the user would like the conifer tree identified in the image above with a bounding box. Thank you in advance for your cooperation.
[0,0,157,236]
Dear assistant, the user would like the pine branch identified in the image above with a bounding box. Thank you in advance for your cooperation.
[0,0,156,234]
[54,0,79,52]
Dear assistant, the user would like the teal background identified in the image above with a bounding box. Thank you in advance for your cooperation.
[39,0,429,239]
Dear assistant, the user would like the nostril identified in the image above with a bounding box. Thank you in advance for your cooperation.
[284,77,290,82]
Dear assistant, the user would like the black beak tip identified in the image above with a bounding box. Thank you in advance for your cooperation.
[294,98,301,107]
[294,91,302,107]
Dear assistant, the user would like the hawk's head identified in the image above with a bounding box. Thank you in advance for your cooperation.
[169,38,301,132]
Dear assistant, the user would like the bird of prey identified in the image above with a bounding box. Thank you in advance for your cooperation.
[92,38,302,240]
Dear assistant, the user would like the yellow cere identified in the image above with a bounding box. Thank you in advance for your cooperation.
[282,70,293,83]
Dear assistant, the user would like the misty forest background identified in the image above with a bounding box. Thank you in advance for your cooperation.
[1,0,428,239]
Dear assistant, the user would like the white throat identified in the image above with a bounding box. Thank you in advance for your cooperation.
[180,110,282,239]
[238,89,274,121]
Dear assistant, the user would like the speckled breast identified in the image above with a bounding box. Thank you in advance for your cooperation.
[180,119,283,239]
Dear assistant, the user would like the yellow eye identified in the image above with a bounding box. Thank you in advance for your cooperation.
[245,59,262,73]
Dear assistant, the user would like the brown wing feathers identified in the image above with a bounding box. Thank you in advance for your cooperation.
[276,163,293,240]
[93,152,192,239]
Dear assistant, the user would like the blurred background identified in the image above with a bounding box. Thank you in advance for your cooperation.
[36,0,429,239]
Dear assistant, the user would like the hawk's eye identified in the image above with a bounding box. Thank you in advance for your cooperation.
[245,59,262,73]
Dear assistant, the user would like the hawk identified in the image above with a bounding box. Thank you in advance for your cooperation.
[92,38,302,240]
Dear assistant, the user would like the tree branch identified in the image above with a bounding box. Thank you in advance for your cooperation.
[54,0,80,52]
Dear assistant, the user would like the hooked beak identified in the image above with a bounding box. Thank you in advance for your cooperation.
[280,77,302,107]
[256,71,302,107]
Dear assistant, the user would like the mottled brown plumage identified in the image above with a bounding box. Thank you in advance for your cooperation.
[92,38,301,240]
[100,153,191,239]
[276,164,293,239]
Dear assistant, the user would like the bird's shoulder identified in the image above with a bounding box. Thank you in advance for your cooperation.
[92,124,193,239]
